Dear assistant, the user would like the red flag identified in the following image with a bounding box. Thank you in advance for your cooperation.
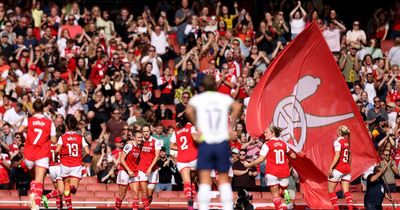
[246,22,377,208]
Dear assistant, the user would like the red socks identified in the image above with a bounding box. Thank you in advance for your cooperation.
[115,196,123,210]
[132,197,139,210]
[64,194,72,210]
[56,196,62,210]
[34,182,43,206]
[184,182,192,199]
[46,190,60,199]
[345,192,353,210]
[329,192,339,210]
[273,196,284,209]
[142,197,150,210]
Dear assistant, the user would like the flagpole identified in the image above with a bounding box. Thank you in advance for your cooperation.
[382,176,395,210]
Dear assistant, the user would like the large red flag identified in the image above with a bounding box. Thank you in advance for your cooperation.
[246,22,378,208]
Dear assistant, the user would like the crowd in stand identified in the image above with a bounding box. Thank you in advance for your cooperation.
[0,0,399,195]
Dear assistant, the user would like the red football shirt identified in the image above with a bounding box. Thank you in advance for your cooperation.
[138,137,162,172]
[49,143,60,166]
[260,138,291,178]
[23,114,56,161]
[57,131,88,167]
[122,142,141,173]
[170,123,198,163]
[333,136,351,174]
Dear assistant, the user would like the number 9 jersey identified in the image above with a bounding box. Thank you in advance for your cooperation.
[23,114,56,163]
[57,131,88,167]
[333,136,351,174]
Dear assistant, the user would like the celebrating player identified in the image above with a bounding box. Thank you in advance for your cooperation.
[185,75,242,210]
[116,131,143,210]
[18,99,57,210]
[170,118,198,210]
[56,114,89,210]
[42,143,64,209]
[138,124,162,207]
[327,125,353,210]
[244,125,296,210]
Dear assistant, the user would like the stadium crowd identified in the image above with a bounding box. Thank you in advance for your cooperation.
[0,0,399,204]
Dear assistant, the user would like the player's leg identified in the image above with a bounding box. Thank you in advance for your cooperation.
[341,180,353,210]
[63,177,73,210]
[328,170,341,210]
[215,141,233,210]
[197,170,212,210]
[180,167,192,200]
[31,158,49,209]
[130,182,140,210]
[140,181,150,210]
[327,180,339,210]
[266,174,284,209]
[147,170,158,204]
[115,184,127,210]
[55,179,64,210]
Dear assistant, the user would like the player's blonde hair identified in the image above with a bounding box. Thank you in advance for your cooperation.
[268,125,283,137]
[337,125,350,137]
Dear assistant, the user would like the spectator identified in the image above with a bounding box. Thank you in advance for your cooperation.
[367,97,389,130]
[3,103,24,129]
[323,19,346,55]
[155,103,173,121]
[175,0,193,45]
[379,150,399,192]
[346,20,367,46]
[232,149,258,191]
[388,38,400,67]
[0,145,11,189]
[289,1,307,39]
[1,122,13,145]
[155,148,176,191]
[106,108,127,145]
[175,91,190,122]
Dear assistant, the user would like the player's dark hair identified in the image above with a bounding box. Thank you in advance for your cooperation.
[65,114,78,131]
[203,75,216,91]
[32,99,44,113]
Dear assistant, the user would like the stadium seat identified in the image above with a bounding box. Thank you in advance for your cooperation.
[261,192,273,199]
[94,190,109,197]
[0,196,20,206]
[161,120,176,128]
[0,190,10,196]
[154,89,161,99]
[85,184,107,192]
[81,177,98,184]
[157,191,179,199]
[106,184,119,192]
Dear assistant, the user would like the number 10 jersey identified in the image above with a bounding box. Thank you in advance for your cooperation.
[260,138,291,178]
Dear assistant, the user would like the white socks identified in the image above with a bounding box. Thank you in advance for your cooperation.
[219,183,233,210]
[197,184,211,210]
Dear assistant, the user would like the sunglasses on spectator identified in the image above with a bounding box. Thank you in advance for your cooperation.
[383,154,390,157]
[149,49,155,52]
[374,100,381,103]
[123,127,129,130]
[239,153,246,156]
[353,23,359,26]
[73,83,79,86]
[182,96,190,99]
[113,112,121,115]
[128,51,135,54]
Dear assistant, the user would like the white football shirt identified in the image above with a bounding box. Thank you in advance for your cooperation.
[188,91,234,144]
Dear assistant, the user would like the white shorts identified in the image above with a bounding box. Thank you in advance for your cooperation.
[49,165,62,182]
[266,174,289,187]
[177,159,197,172]
[328,169,351,182]
[210,167,233,178]
[61,164,82,179]
[116,170,140,185]
[137,170,160,183]
[24,157,49,170]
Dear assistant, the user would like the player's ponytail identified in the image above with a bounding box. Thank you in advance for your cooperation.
[269,125,283,137]
[65,114,78,131]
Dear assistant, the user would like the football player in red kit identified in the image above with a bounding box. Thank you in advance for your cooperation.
[170,119,198,210]
[244,126,296,210]
[116,131,144,210]
[138,124,162,206]
[328,126,353,210]
[18,99,57,210]
[56,115,89,210]
[42,143,64,209]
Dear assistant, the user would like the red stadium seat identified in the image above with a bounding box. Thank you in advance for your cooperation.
[106,184,119,192]
[161,120,176,128]
[157,191,179,199]
[81,177,98,184]
[0,190,11,196]
[261,192,273,200]
[94,191,109,198]
[154,89,161,99]
[0,196,20,206]
[84,184,107,192]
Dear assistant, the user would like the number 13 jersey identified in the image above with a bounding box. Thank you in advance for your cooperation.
[57,131,88,167]
[333,136,351,174]
[23,114,56,161]
[260,138,291,178]
[170,123,198,163]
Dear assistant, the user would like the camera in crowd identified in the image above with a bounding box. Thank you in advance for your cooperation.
[234,189,254,210]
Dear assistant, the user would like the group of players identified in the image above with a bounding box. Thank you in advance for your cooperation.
[20,75,353,210]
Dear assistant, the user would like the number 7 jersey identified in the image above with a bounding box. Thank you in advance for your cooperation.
[23,114,56,161]
[57,131,88,167]
[170,123,198,163]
